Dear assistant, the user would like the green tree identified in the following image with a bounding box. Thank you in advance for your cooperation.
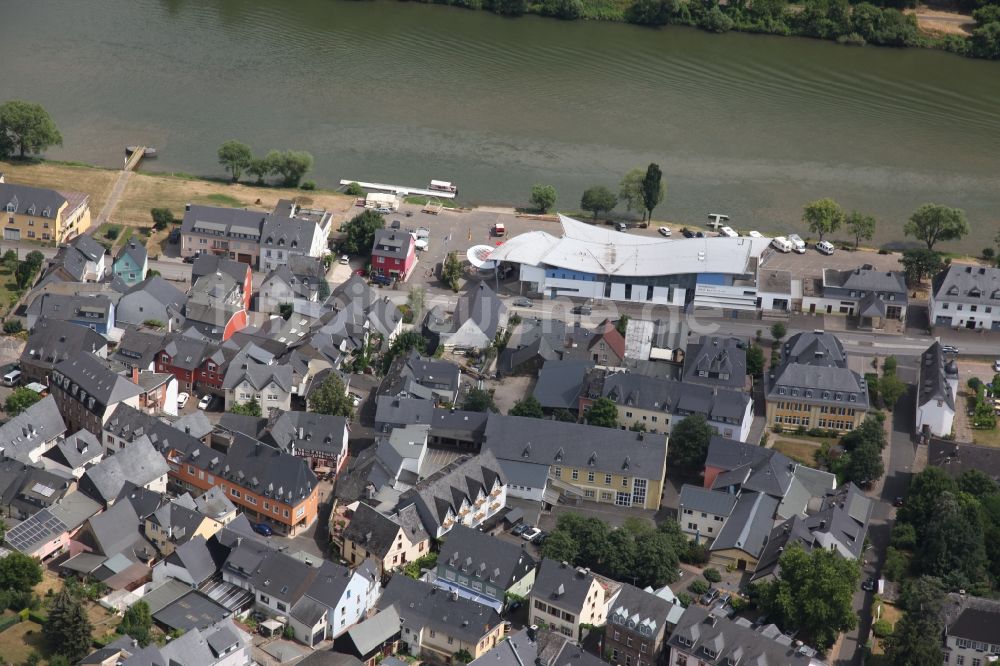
[958,469,998,498]
[246,157,272,185]
[915,491,987,587]
[5,387,41,416]
[217,140,254,182]
[278,302,294,320]
[603,529,638,581]
[228,397,262,417]
[509,395,544,418]
[266,150,314,187]
[342,209,386,255]
[803,198,845,242]
[844,440,884,486]
[770,321,786,341]
[44,589,93,663]
[900,248,944,285]
[640,163,665,222]
[580,185,617,220]
[615,314,629,336]
[585,397,619,428]
[453,649,474,664]
[381,330,428,373]
[25,250,44,270]
[530,184,557,213]
[904,203,970,251]
[3,319,22,334]
[886,577,946,666]
[898,467,957,532]
[0,552,42,592]
[150,207,176,231]
[758,543,860,649]
[309,373,354,418]
[119,600,153,646]
[442,251,463,292]
[541,529,579,562]
[667,414,713,475]
[345,182,365,197]
[746,344,765,378]
[463,388,497,413]
[618,168,645,214]
[0,100,63,158]
[492,0,529,15]
[15,262,36,289]
[633,531,679,587]
[626,0,676,25]
[879,373,906,410]
[845,210,876,249]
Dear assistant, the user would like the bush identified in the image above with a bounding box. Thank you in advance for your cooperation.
[105,227,119,240]
[703,568,722,583]
[3,319,23,334]
[983,248,995,260]
[883,547,909,582]
[729,595,750,612]
[682,541,710,565]
[689,579,710,596]
[345,182,365,196]
[0,614,19,633]
[872,618,893,638]
[300,180,316,190]
[676,592,693,608]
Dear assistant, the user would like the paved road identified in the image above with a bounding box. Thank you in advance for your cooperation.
[836,359,919,665]
[94,169,134,228]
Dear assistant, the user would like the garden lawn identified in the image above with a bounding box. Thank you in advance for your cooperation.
[772,438,822,466]
[0,619,46,665]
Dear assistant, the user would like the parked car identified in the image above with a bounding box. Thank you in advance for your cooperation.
[572,305,593,315]
[658,226,671,237]
[893,496,905,507]
[252,522,274,537]
[376,207,393,214]
[511,523,529,536]
[615,222,628,232]
[512,297,534,308]
[941,345,960,355]
[771,236,793,253]
[718,226,739,238]
[695,231,705,238]
[787,234,806,253]
[747,230,763,238]
[349,393,363,408]
[354,268,367,277]
[992,358,1000,372]
[816,240,835,255]
[197,394,212,410]
[533,532,548,546]
[861,577,876,592]
[390,219,401,229]
[183,255,196,263]
[339,255,350,265]
[177,392,190,408]
[681,228,695,238]
[521,527,542,541]
[700,588,720,606]
[371,274,393,286]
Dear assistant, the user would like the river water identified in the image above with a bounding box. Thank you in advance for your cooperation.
[3,0,1000,248]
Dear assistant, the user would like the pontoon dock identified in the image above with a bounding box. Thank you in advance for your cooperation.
[339,179,457,200]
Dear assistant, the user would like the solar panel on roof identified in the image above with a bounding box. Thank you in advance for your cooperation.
[31,483,56,498]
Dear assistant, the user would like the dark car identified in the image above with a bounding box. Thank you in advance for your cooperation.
[371,274,393,286]
[572,305,593,315]
[893,496,905,507]
[183,255,196,264]
[252,522,274,537]
[681,228,695,238]
[511,523,528,536]
[695,231,705,238]
[391,219,401,229]
[861,577,877,592]
[941,345,960,355]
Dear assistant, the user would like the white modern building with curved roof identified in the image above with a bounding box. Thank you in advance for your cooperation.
[489,215,772,308]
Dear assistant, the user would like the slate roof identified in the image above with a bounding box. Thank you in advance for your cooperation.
[533,360,592,410]
[683,336,747,389]
[381,349,462,400]
[260,215,321,254]
[483,415,667,480]
[343,606,401,656]
[266,411,347,457]
[607,583,676,638]
[113,327,167,369]
[44,429,102,471]
[53,352,143,406]
[768,331,869,409]
[27,293,114,326]
[117,240,148,267]
[678,485,738,517]
[222,358,292,392]
[124,275,187,309]
[668,606,816,665]
[153,590,231,632]
[707,437,797,499]
[192,486,238,522]
[932,264,1000,305]
[79,438,169,505]
[941,592,1000,644]
[0,394,67,463]
[48,234,106,282]
[918,342,958,410]
[395,451,505,535]
[452,281,507,341]
[5,491,102,555]
[371,229,412,261]
[341,502,407,559]
[0,182,66,218]
[83,499,147,557]
[375,396,435,432]
[709,491,780,557]
[21,319,106,373]
[377,574,502,643]
[439,524,536,590]
[823,264,906,296]
[183,204,266,240]
[533,559,600,612]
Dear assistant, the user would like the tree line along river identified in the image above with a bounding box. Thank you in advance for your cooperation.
[3,0,1000,251]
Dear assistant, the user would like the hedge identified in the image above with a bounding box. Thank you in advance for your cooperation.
[0,614,20,633]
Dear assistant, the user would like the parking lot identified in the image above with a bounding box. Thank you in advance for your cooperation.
[761,244,903,282]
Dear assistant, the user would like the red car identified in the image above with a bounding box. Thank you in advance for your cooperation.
[354,268,367,277]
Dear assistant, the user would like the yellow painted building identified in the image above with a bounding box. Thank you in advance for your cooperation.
[766,399,865,433]
[144,510,223,557]
[1,181,91,244]
[551,463,665,511]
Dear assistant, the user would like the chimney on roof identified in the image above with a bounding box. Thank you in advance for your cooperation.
[132,365,139,384]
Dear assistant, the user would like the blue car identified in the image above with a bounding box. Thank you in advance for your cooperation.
[371,274,393,286]
[252,522,274,537]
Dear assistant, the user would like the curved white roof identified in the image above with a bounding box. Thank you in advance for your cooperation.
[489,214,771,278]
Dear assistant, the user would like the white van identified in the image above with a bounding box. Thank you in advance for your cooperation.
[719,226,739,238]
[3,369,22,386]
[787,234,806,253]
[771,236,793,253]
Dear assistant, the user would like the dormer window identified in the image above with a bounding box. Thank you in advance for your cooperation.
[947,285,959,295]
[970,287,982,297]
